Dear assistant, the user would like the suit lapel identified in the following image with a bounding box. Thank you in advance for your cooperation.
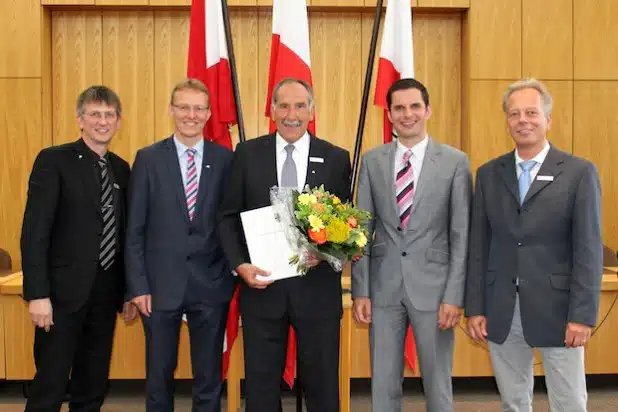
[261,134,278,190]
[194,143,214,217]
[498,152,520,205]
[523,147,564,204]
[409,137,440,219]
[163,137,190,225]
[379,142,400,220]
[73,140,101,218]
[305,135,328,189]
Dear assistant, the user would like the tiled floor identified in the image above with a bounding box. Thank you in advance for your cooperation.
[1,377,617,411]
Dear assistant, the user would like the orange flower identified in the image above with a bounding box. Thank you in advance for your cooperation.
[347,216,358,228]
[309,228,327,244]
[312,202,325,213]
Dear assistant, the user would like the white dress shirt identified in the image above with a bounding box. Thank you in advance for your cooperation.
[393,135,429,185]
[514,139,550,180]
[276,132,310,191]
[174,136,204,187]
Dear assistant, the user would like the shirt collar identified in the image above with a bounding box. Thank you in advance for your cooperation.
[396,134,429,160]
[515,139,550,166]
[275,131,310,156]
[174,135,204,158]
[78,138,107,163]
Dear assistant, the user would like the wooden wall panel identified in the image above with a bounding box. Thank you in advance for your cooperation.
[149,0,190,5]
[96,0,148,5]
[312,0,363,6]
[256,10,272,137]
[544,81,573,153]
[0,0,41,77]
[43,0,95,4]
[52,10,103,145]
[418,0,469,7]
[310,12,363,154]
[573,82,618,250]
[574,0,618,80]
[0,80,46,271]
[522,0,572,80]
[468,0,521,80]
[102,11,156,162]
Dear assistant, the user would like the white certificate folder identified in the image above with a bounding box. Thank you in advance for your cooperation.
[240,205,300,281]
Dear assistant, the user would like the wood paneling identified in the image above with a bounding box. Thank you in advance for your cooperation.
[52,10,103,145]
[418,0,469,7]
[0,0,41,77]
[574,0,618,80]
[310,12,363,154]
[96,0,148,5]
[42,0,94,4]
[149,0,190,5]
[523,0,573,80]
[0,80,45,271]
[468,0,521,80]
[102,11,156,162]
[312,0,363,6]
[544,81,573,153]
[573,82,618,250]
[364,0,418,6]
[256,9,272,136]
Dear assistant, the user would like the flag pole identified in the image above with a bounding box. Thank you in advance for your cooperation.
[350,0,385,195]
[220,0,246,143]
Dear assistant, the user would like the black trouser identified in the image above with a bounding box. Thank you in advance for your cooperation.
[25,266,119,412]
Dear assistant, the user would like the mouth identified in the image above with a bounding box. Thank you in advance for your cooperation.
[400,120,418,128]
[282,120,302,128]
[95,128,110,134]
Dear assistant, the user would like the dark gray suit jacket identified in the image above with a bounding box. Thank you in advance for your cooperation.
[125,137,234,310]
[465,146,603,347]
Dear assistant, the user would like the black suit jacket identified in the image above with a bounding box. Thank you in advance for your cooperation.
[217,134,352,319]
[125,137,234,310]
[21,139,130,313]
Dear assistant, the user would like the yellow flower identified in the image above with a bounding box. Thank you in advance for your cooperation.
[325,219,351,244]
[355,233,368,248]
[332,196,341,205]
[308,215,325,231]
[298,193,317,205]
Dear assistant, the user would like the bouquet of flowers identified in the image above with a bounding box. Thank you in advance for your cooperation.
[270,185,372,275]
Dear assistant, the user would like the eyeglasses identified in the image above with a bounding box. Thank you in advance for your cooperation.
[84,111,118,120]
[172,104,210,115]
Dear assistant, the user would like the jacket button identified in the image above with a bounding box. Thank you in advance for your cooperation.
[401,252,407,257]
[397,226,402,232]
[517,242,523,247]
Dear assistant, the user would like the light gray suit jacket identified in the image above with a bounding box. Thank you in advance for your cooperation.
[352,138,472,311]
[465,147,603,347]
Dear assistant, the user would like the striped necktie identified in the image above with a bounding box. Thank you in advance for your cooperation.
[98,157,116,270]
[396,150,415,230]
[185,148,198,220]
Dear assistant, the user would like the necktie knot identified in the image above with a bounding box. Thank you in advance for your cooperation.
[284,144,295,155]
[520,160,536,173]
[186,148,197,159]
[98,157,107,168]
[402,150,412,164]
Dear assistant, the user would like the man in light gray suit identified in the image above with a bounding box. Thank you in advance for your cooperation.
[352,78,472,412]
[465,78,603,412]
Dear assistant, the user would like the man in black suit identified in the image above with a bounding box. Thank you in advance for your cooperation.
[125,79,234,412]
[218,78,352,412]
[21,85,137,412]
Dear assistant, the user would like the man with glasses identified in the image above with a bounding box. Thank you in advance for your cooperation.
[125,78,234,412]
[21,85,137,412]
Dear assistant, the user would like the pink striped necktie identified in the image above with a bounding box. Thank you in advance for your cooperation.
[396,149,415,230]
[185,148,198,220]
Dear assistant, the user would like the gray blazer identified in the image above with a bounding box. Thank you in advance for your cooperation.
[465,146,603,347]
[352,138,472,311]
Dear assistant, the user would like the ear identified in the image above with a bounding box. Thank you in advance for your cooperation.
[76,114,84,131]
[425,105,432,120]
[168,104,174,118]
[387,109,394,124]
[546,113,552,131]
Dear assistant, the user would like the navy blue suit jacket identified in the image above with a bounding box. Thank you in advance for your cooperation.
[125,137,234,310]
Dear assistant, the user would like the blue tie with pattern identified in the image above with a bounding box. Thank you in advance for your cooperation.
[518,160,537,205]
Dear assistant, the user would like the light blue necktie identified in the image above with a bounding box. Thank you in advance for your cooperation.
[518,160,537,205]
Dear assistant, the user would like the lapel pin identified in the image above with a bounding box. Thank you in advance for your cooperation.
[78,155,83,159]
[113,183,120,189]
[206,164,211,169]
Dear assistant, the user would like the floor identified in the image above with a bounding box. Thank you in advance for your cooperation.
[1,377,617,411]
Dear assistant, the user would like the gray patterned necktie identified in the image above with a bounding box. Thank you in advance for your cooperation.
[281,144,298,189]
[98,157,116,270]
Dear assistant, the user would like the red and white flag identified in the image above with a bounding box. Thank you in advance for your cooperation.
[374,0,417,372]
[264,0,314,388]
[265,0,316,135]
[187,0,236,150]
[187,0,240,379]
[374,0,415,143]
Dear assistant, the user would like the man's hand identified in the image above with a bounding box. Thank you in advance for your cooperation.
[236,263,273,289]
[466,315,488,343]
[131,294,152,317]
[353,297,372,324]
[122,301,139,323]
[304,253,321,269]
[29,298,54,332]
[438,303,462,330]
[565,322,592,348]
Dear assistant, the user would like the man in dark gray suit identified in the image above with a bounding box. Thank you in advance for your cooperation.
[465,78,603,412]
[352,78,472,412]
[125,79,234,412]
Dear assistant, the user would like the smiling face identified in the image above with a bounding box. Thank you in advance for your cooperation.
[387,87,431,141]
[271,82,314,143]
[505,87,551,151]
[77,102,121,147]
[169,88,211,145]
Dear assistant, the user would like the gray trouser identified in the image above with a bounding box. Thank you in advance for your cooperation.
[489,295,587,412]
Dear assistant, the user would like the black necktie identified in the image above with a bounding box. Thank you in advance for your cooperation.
[98,157,116,270]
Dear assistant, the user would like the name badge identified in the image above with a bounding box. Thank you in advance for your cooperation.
[309,157,324,163]
[536,175,554,182]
